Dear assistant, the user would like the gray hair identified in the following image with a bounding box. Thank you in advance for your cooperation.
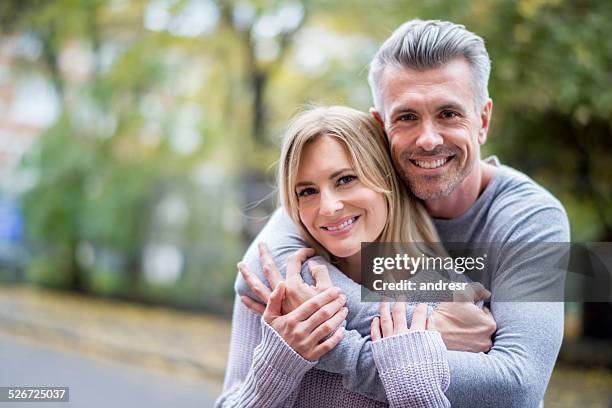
[368,19,491,114]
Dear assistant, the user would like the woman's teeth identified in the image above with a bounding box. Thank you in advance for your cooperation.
[324,217,357,231]
[413,157,449,169]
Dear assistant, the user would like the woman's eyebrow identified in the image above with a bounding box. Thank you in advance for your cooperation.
[295,168,353,188]
[329,168,352,179]
[295,180,313,188]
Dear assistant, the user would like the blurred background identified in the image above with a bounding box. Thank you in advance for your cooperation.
[0,0,610,406]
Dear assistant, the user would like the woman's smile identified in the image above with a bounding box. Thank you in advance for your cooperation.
[320,215,361,235]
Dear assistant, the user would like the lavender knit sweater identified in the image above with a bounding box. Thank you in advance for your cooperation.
[215,299,450,407]
[219,159,569,407]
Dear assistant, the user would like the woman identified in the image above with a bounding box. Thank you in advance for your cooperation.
[216,106,485,407]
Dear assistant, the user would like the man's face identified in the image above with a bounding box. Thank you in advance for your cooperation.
[377,58,491,201]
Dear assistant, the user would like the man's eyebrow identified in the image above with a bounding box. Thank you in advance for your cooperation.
[437,103,465,112]
[295,168,353,188]
[389,107,418,118]
[389,103,466,118]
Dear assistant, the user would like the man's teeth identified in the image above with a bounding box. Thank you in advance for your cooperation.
[414,157,449,169]
[325,217,356,231]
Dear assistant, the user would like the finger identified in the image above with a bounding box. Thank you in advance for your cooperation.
[470,283,491,302]
[286,248,316,281]
[379,302,393,338]
[453,282,478,302]
[312,326,345,360]
[238,262,271,303]
[303,294,347,332]
[309,261,333,290]
[263,282,286,323]
[291,286,341,321]
[258,243,284,289]
[483,306,497,332]
[309,306,348,343]
[240,295,265,315]
[409,303,428,331]
[371,317,381,342]
[391,302,408,335]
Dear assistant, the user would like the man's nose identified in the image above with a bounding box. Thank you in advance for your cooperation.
[415,120,443,151]
[319,189,343,216]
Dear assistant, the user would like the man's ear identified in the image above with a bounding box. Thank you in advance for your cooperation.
[478,99,493,145]
[370,108,385,129]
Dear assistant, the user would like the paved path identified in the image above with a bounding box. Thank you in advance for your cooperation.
[0,285,230,380]
[0,333,222,408]
[1,284,610,407]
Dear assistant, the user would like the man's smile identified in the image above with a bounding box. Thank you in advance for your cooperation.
[409,155,455,171]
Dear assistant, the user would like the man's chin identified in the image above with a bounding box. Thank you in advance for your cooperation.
[411,187,452,201]
[405,177,457,201]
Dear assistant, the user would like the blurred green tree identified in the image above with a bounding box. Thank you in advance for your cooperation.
[1,0,610,314]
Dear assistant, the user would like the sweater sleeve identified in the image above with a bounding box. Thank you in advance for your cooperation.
[233,209,454,404]
[315,207,570,408]
[215,296,316,408]
[234,206,569,407]
[372,330,450,408]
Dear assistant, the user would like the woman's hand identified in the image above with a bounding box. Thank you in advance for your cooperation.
[371,302,429,341]
[239,243,334,315]
[263,282,347,361]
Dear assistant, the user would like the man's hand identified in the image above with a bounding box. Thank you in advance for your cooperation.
[427,283,496,352]
[238,242,335,315]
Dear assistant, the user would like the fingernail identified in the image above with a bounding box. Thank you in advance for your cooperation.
[342,307,348,315]
[339,294,347,303]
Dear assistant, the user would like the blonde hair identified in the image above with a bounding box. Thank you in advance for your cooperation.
[278,106,443,261]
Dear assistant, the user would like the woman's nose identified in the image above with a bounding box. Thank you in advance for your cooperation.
[319,189,343,216]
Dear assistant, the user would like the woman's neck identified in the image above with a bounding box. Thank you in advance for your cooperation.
[335,252,362,284]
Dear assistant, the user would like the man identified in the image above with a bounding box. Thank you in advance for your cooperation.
[232,19,569,407]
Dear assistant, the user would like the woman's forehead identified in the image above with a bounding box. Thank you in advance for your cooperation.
[296,136,353,181]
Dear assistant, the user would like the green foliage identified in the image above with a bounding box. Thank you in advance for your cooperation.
[3,0,611,310]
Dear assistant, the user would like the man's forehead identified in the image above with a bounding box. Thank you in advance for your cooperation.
[379,59,475,113]
[381,57,472,87]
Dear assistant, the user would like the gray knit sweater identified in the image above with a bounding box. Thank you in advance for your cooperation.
[220,159,569,407]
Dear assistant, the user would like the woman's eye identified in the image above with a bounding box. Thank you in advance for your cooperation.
[338,175,357,186]
[297,187,316,197]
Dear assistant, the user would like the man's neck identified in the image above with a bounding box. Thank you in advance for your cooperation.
[424,160,496,219]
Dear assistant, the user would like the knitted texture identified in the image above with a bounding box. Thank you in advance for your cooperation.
[372,331,450,407]
[215,299,450,407]
[235,159,569,407]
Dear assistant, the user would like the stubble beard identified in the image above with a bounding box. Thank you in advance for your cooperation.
[396,150,473,201]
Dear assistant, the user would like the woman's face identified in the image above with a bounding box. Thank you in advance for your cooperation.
[295,136,388,259]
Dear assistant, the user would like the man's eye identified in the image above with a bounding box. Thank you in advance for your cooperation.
[338,175,357,186]
[297,187,316,197]
[441,110,460,119]
[398,113,418,121]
